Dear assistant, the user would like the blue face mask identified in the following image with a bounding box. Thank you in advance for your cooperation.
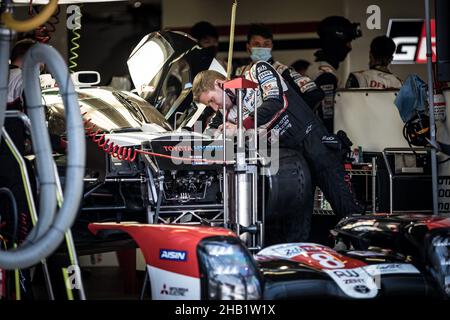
[250,47,272,62]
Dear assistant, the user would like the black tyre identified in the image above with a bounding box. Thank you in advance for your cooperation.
[263,148,314,245]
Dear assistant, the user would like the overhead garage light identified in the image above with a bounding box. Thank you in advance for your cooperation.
[13,0,127,4]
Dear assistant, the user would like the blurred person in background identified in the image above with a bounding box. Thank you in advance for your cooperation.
[346,35,402,89]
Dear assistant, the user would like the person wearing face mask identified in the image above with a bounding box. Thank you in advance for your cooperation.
[193,62,364,235]
[346,36,402,89]
[235,24,324,110]
[190,21,226,68]
[308,16,362,133]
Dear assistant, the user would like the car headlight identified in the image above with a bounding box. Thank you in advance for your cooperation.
[197,237,262,300]
[425,230,450,297]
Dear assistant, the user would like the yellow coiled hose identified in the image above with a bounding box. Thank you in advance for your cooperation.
[69,28,80,72]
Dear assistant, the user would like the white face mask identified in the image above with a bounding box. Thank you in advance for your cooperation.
[250,47,272,62]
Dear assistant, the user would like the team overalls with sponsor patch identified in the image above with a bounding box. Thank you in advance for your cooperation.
[235,59,324,110]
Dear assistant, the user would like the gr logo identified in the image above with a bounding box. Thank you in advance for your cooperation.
[387,19,436,64]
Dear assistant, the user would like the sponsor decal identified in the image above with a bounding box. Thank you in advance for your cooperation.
[320,84,335,93]
[300,81,316,93]
[257,243,306,259]
[263,83,274,91]
[159,249,188,262]
[160,283,189,297]
[259,77,275,85]
[387,19,436,64]
[325,267,378,299]
[265,89,280,98]
[258,70,273,79]
[148,265,201,300]
[353,285,370,294]
[162,145,192,152]
[318,66,334,74]
[322,136,336,142]
[192,145,224,151]
[363,263,420,276]
[257,64,268,72]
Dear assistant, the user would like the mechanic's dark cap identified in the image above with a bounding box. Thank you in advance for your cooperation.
[191,21,219,41]
[247,23,273,43]
[291,59,310,71]
[370,36,396,59]
[317,16,362,42]
[10,38,36,62]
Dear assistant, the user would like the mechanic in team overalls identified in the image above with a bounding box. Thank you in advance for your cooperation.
[235,24,324,110]
[346,36,402,89]
[308,16,362,133]
[192,61,363,228]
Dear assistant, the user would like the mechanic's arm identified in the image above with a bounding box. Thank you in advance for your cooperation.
[243,61,284,129]
[345,73,360,88]
[286,68,325,109]
[314,72,338,115]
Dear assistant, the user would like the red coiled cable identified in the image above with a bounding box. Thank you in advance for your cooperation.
[83,115,138,162]
[82,114,227,165]
[28,1,60,44]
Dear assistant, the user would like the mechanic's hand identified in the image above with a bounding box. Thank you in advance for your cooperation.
[218,122,238,137]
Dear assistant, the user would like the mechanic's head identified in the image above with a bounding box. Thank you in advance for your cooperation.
[369,36,396,68]
[191,21,219,53]
[193,70,234,112]
[291,59,310,75]
[10,38,36,67]
[247,24,273,62]
[317,16,361,62]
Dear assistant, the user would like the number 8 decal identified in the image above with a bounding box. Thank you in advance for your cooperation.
[310,253,345,269]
